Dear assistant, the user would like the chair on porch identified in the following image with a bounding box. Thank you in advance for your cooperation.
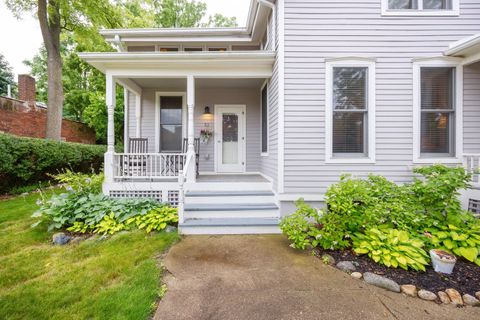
[182,138,200,177]
[125,138,148,176]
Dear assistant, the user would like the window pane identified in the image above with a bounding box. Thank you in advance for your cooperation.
[160,97,182,124]
[333,67,367,110]
[261,86,268,153]
[423,0,451,9]
[333,112,365,154]
[388,0,418,9]
[421,67,454,110]
[421,112,452,154]
[161,125,182,151]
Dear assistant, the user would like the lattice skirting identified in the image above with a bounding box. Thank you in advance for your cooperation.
[109,190,179,207]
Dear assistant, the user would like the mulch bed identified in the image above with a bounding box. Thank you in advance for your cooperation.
[315,248,480,296]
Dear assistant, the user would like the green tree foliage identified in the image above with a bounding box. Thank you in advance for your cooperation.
[0,53,16,97]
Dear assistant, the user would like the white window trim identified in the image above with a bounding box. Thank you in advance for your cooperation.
[412,57,463,164]
[154,91,187,153]
[325,58,376,164]
[381,0,459,16]
[260,79,269,156]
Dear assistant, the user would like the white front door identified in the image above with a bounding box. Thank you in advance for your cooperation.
[215,105,246,173]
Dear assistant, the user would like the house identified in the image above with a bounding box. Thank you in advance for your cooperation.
[79,0,480,234]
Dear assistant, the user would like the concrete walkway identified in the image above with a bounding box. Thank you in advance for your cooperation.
[154,235,480,320]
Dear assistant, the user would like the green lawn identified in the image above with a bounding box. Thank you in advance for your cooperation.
[0,191,179,320]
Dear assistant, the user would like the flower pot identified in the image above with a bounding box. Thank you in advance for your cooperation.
[430,249,457,274]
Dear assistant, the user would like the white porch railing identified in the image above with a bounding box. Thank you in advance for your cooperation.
[464,154,480,186]
[113,153,186,179]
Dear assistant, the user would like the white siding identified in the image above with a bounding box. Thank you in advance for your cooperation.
[464,62,480,154]
[283,0,480,195]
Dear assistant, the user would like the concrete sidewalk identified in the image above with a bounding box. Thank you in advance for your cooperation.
[154,235,479,320]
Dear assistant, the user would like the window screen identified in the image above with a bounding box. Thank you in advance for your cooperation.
[332,67,368,156]
[389,0,418,9]
[423,0,452,9]
[261,85,268,153]
[160,96,183,152]
[420,67,455,156]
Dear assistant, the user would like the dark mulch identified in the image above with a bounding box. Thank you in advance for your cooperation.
[316,248,480,296]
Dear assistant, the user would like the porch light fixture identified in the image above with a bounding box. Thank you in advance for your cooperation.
[203,106,211,115]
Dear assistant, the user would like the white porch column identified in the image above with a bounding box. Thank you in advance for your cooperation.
[186,75,196,182]
[104,73,116,192]
[135,93,141,137]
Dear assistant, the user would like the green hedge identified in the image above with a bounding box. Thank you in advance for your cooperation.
[0,134,106,193]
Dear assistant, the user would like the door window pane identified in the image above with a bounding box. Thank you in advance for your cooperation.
[160,96,182,152]
[389,0,418,9]
[222,114,239,164]
[420,67,455,156]
[261,86,268,153]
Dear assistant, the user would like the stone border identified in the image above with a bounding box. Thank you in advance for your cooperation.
[323,255,480,307]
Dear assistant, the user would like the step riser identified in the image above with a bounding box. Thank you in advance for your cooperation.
[184,209,279,219]
[186,183,272,192]
[179,225,281,235]
[185,196,276,205]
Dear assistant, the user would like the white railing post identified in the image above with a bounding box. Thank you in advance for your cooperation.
[178,170,185,224]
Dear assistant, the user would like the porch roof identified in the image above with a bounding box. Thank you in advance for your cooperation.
[445,33,480,65]
[78,51,276,78]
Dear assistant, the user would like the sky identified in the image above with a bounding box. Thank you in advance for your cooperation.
[0,0,251,77]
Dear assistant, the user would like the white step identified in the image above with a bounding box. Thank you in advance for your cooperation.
[184,191,276,204]
[186,182,272,192]
[184,203,279,219]
[179,218,281,235]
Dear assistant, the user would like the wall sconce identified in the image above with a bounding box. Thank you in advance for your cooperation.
[203,106,211,115]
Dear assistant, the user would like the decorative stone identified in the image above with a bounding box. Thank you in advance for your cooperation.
[400,284,417,297]
[98,235,109,241]
[336,261,356,273]
[418,290,437,301]
[462,294,480,307]
[52,232,71,245]
[70,236,84,245]
[476,291,480,300]
[438,291,451,304]
[445,288,463,306]
[363,272,400,293]
[321,254,335,266]
[165,225,177,233]
[351,272,362,279]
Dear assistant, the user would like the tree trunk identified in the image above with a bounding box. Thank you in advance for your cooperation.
[38,0,63,140]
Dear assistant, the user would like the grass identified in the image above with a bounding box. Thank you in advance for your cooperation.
[0,190,179,320]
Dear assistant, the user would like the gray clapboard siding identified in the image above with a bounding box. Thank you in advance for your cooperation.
[283,0,480,195]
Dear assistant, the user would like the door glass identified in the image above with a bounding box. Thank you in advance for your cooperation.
[222,113,239,164]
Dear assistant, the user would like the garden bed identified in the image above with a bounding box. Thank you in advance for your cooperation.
[316,248,480,297]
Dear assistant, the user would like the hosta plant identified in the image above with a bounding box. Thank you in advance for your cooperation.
[353,228,430,271]
[125,207,178,233]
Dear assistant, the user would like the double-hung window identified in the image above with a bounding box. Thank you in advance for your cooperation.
[325,59,376,163]
[261,82,268,154]
[159,96,184,152]
[382,0,459,15]
[413,59,462,163]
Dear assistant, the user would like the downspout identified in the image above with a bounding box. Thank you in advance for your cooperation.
[257,0,276,51]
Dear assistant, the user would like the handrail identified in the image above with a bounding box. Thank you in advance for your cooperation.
[177,152,195,224]
[113,153,186,179]
[463,154,480,185]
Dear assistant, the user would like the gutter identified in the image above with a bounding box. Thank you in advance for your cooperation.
[257,0,276,50]
[445,33,480,56]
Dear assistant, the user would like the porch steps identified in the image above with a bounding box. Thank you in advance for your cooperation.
[179,187,281,234]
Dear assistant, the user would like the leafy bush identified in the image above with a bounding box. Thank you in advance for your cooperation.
[126,207,178,233]
[353,227,430,271]
[0,133,106,193]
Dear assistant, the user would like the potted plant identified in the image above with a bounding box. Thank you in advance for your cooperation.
[200,129,213,143]
[430,249,457,274]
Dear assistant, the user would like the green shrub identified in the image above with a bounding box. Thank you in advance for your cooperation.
[126,207,178,233]
[0,133,106,193]
[353,227,430,271]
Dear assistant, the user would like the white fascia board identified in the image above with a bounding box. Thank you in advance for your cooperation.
[445,33,480,56]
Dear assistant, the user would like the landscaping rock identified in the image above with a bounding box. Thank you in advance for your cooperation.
[462,294,480,307]
[351,272,362,279]
[165,225,177,233]
[321,254,335,266]
[418,290,437,301]
[336,261,356,273]
[400,284,417,297]
[363,272,400,293]
[445,288,463,306]
[438,291,451,304]
[70,236,85,245]
[476,291,480,300]
[52,232,71,245]
[98,235,109,241]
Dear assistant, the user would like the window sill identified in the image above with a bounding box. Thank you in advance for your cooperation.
[413,157,462,164]
[381,10,459,17]
[325,157,376,164]
[261,152,269,157]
